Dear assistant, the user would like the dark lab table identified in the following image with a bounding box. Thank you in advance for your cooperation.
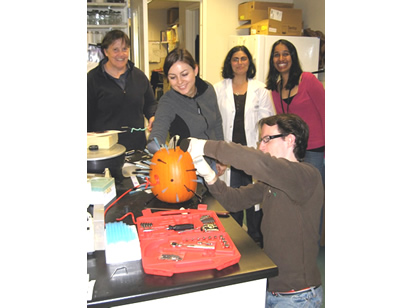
[87,173,278,307]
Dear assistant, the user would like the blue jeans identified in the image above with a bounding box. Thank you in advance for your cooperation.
[266,286,323,308]
[304,150,325,240]
[304,150,325,185]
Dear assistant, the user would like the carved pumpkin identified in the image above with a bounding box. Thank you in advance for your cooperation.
[149,146,197,203]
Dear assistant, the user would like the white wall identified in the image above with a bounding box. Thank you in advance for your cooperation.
[294,0,325,34]
[203,0,295,85]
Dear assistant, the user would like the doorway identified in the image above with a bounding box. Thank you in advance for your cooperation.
[146,0,200,98]
[184,3,200,63]
[146,0,200,69]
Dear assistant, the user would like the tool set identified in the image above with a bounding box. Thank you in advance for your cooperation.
[136,204,241,276]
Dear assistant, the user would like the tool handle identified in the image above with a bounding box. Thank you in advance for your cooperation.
[168,224,194,231]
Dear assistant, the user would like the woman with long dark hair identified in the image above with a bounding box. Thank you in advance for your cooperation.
[214,45,275,247]
[266,39,325,184]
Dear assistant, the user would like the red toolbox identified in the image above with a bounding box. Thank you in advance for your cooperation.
[136,204,241,276]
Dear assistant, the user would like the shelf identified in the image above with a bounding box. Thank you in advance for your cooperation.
[87,24,128,29]
[87,2,126,8]
[161,41,179,44]
[87,0,130,54]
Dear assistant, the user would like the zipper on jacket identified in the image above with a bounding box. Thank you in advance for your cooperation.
[195,99,210,139]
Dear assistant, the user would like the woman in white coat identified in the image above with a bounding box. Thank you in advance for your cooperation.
[214,45,275,247]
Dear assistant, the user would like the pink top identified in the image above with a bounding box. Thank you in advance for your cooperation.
[271,72,325,150]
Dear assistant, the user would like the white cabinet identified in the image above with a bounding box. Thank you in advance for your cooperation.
[87,1,130,45]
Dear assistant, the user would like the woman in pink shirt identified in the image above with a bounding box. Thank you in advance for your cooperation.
[266,39,325,186]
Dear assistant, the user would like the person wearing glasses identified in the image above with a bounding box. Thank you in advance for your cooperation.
[266,39,325,185]
[214,46,275,247]
[184,113,324,308]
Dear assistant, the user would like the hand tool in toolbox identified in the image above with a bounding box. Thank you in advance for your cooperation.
[136,204,241,276]
[145,207,230,218]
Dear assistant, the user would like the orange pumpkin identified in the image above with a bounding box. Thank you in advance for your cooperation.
[149,146,198,203]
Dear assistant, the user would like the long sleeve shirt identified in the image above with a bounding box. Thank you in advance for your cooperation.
[149,76,224,145]
[204,140,323,292]
[88,59,157,151]
[271,72,325,150]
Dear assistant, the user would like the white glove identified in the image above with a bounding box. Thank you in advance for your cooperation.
[186,137,207,160]
[192,156,216,184]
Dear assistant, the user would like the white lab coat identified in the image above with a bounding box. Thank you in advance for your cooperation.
[214,78,276,189]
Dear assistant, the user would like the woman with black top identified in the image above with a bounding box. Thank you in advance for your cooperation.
[214,46,275,247]
[87,30,157,151]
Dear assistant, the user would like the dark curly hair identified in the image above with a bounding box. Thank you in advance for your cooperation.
[221,45,256,79]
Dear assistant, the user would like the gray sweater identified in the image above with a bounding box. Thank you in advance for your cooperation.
[148,77,224,147]
[204,140,323,293]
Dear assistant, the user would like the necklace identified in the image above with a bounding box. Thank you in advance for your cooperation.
[233,79,247,96]
[280,79,291,113]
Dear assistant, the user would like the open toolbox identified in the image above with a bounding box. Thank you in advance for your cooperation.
[136,204,241,276]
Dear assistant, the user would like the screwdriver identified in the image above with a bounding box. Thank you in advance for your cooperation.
[167,224,194,231]
[144,207,230,218]
[141,223,195,232]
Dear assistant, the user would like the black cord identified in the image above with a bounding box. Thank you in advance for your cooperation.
[279,78,291,114]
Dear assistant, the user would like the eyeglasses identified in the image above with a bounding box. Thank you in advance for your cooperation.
[259,134,285,144]
[232,56,248,63]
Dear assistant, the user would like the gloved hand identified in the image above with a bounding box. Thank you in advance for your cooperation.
[183,137,207,160]
[179,137,215,183]
[192,156,216,184]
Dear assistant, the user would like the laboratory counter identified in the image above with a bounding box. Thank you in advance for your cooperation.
[87,173,278,307]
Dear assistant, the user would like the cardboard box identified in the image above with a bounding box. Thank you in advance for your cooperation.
[87,130,119,149]
[238,7,302,36]
[267,7,302,36]
[238,1,293,24]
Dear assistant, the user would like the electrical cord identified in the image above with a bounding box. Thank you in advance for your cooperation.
[103,176,159,220]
